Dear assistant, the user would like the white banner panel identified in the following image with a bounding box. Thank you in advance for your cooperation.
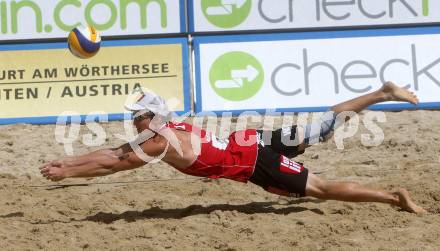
[194,27,440,113]
[0,0,185,41]
[190,0,440,33]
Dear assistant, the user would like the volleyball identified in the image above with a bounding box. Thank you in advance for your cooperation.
[67,25,101,59]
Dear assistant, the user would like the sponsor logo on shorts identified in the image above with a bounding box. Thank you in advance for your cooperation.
[279,156,303,174]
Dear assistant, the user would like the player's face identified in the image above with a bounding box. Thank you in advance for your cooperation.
[133,112,152,133]
[134,118,152,133]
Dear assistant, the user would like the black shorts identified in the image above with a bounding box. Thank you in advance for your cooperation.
[249,127,309,197]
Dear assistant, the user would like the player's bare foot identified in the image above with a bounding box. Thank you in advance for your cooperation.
[381,82,419,105]
[394,188,427,214]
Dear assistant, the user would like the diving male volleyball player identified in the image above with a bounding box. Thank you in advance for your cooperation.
[40,82,426,213]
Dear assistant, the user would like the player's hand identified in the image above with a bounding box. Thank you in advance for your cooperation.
[51,159,68,167]
[39,165,67,182]
[39,159,66,169]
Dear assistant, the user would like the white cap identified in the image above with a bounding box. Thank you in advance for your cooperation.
[125,92,171,121]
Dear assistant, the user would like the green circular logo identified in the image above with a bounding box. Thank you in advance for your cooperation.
[210,51,264,101]
[201,0,252,28]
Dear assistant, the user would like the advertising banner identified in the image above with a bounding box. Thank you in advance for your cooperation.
[190,0,440,33]
[0,38,190,124]
[0,0,186,41]
[194,27,440,114]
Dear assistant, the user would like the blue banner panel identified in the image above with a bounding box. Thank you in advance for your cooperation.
[194,26,440,115]
[0,37,191,125]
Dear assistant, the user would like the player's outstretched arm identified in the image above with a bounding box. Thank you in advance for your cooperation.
[46,149,123,168]
[39,142,163,181]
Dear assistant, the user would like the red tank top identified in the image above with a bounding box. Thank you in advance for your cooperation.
[166,122,258,183]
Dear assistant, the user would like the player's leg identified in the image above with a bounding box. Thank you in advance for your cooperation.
[330,81,418,114]
[305,172,426,214]
[260,82,419,157]
[300,81,419,147]
[248,145,426,213]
